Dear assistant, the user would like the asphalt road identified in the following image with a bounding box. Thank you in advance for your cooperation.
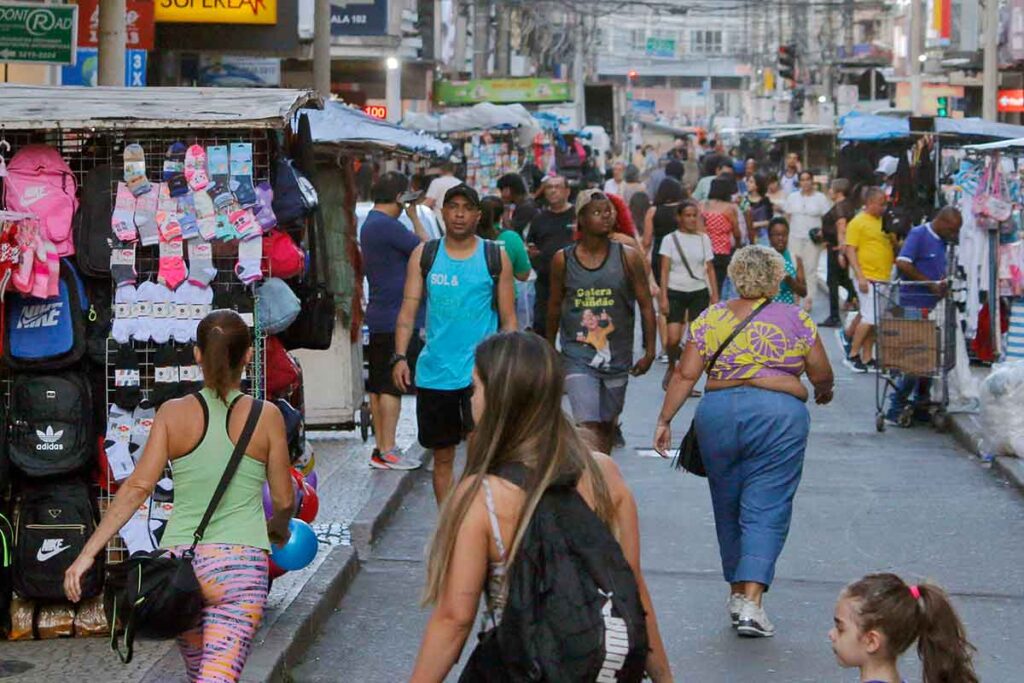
[291,321,1024,682]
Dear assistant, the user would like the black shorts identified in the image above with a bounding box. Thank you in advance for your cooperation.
[366,332,422,396]
[417,386,474,449]
[666,288,710,324]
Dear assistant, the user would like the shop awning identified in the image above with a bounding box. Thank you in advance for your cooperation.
[838,114,910,141]
[963,137,1024,151]
[402,102,540,136]
[301,102,451,158]
[730,124,834,140]
[933,118,1024,140]
[0,86,320,130]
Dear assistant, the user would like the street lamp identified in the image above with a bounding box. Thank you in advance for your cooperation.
[386,56,400,71]
[385,57,401,123]
[817,95,827,104]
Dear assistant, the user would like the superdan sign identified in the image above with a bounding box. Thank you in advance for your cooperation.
[155,0,277,25]
[998,89,1024,113]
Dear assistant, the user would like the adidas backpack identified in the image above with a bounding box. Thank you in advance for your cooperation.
[461,464,649,682]
[7,372,94,479]
[4,258,88,371]
[12,479,103,602]
[3,145,79,257]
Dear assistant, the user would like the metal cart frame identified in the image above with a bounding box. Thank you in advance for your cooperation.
[873,279,958,432]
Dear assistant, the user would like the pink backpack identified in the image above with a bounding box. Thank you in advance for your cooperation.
[3,145,78,256]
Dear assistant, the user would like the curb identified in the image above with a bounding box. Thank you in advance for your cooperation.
[350,446,433,559]
[949,413,1024,494]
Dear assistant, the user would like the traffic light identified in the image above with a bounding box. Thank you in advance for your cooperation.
[778,44,796,82]
[627,70,638,82]
[790,87,805,120]
[937,96,949,117]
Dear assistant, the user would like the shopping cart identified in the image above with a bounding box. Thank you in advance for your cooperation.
[873,279,957,433]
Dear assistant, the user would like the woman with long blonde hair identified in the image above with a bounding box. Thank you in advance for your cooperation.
[411,331,672,682]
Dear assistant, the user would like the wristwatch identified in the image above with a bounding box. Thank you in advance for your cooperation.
[389,353,408,368]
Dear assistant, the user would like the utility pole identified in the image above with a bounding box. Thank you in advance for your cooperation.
[313,0,331,97]
[98,0,126,87]
[472,0,489,79]
[496,7,510,77]
[983,0,999,120]
[573,16,585,129]
[910,0,923,114]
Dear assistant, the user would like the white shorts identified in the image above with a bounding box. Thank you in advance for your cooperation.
[860,282,879,325]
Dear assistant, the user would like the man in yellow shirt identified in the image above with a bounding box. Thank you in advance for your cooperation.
[844,187,894,371]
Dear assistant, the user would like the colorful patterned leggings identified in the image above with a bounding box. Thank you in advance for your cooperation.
[171,543,269,683]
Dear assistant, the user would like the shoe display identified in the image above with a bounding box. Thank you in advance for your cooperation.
[736,599,775,638]
[727,594,744,627]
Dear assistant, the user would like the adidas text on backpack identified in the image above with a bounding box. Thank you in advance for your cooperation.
[7,372,94,478]
[3,145,79,257]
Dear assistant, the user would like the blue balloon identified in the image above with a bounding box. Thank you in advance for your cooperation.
[270,518,319,571]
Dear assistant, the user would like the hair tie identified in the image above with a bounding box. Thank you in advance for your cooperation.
[909,585,922,601]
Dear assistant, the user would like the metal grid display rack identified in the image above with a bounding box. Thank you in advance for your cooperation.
[0,86,319,569]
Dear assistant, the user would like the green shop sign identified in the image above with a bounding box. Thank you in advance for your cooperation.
[434,78,573,106]
[645,37,675,59]
[0,2,78,65]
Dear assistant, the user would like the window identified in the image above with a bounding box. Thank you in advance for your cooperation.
[691,30,723,54]
[631,28,647,51]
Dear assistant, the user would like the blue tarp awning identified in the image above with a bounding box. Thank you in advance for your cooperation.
[301,102,451,158]
[934,117,1024,140]
[838,114,909,141]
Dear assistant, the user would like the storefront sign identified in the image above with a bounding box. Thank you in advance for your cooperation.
[998,89,1024,113]
[154,0,277,25]
[331,0,388,36]
[363,104,388,120]
[645,37,675,59]
[62,47,146,87]
[630,99,656,114]
[0,2,78,64]
[198,55,281,87]
[434,78,573,106]
[75,0,155,50]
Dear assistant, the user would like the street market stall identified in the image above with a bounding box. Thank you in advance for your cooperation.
[0,85,325,641]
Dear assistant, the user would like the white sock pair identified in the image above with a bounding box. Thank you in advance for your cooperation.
[171,282,214,343]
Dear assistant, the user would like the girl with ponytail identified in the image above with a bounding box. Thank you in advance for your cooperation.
[829,573,979,683]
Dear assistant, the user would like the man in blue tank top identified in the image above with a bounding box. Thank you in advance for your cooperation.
[547,189,656,453]
[392,185,517,503]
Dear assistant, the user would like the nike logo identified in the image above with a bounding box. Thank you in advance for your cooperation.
[19,186,48,207]
[36,538,71,562]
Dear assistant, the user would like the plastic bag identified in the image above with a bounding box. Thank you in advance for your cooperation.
[36,603,74,639]
[73,595,109,637]
[979,360,1024,456]
[8,596,34,640]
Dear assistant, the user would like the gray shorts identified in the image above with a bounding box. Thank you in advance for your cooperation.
[564,366,628,424]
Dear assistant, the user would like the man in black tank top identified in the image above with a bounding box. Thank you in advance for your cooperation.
[546,190,656,453]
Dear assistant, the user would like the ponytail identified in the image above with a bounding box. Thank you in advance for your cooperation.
[196,309,251,404]
[916,583,979,683]
[843,573,978,683]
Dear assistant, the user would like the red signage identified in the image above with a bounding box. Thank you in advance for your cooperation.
[363,105,388,120]
[76,1,156,51]
[998,89,1024,113]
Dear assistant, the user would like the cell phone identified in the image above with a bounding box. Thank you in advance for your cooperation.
[398,190,423,204]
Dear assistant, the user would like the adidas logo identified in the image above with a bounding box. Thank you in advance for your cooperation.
[35,425,65,451]
[17,302,62,329]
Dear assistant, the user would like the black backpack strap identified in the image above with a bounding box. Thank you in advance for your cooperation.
[187,398,263,553]
[483,239,503,310]
[420,238,441,286]
[493,461,530,488]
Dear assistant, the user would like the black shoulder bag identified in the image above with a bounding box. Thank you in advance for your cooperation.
[105,399,264,664]
[672,299,771,476]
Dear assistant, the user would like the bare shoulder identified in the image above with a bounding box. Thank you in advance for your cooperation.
[156,393,201,422]
[589,452,631,505]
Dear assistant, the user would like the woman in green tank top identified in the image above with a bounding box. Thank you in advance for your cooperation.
[64,310,294,681]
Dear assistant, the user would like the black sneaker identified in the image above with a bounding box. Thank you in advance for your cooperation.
[842,357,869,373]
[819,316,841,328]
[613,424,626,448]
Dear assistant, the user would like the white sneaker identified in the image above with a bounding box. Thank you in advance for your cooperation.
[736,598,775,638]
[727,594,745,627]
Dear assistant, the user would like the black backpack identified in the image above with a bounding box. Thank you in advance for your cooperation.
[73,164,115,278]
[13,479,103,602]
[84,276,113,367]
[271,157,319,226]
[0,510,12,635]
[461,466,649,682]
[7,372,94,479]
[420,238,503,309]
[4,258,89,371]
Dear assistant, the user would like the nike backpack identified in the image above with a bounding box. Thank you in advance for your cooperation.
[12,479,103,602]
[2,145,79,257]
[7,372,94,479]
[460,464,649,682]
[4,258,88,371]
[73,164,115,278]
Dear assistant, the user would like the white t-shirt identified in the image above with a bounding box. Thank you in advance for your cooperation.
[425,175,463,228]
[658,231,714,293]
[603,178,624,196]
[783,191,831,242]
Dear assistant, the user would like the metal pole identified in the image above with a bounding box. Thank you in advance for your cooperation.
[983,0,999,120]
[98,0,126,87]
[496,4,510,77]
[386,61,402,123]
[910,0,923,115]
[472,0,489,79]
[573,18,585,129]
[313,0,331,98]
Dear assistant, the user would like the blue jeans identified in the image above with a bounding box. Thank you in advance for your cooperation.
[886,375,933,421]
[695,387,809,587]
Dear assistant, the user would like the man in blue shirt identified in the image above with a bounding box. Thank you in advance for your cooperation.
[360,171,429,469]
[392,185,517,503]
[886,207,962,426]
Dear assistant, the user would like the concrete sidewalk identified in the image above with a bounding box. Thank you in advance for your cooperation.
[1,398,428,683]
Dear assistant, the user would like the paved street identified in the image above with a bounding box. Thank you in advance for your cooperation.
[292,326,1024,682]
